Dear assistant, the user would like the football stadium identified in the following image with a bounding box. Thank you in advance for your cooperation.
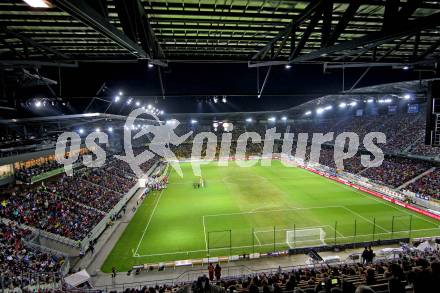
[2,1,440,293]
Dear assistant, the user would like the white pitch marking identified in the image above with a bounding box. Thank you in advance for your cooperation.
[133,189,165,256]
[342,206,391,233]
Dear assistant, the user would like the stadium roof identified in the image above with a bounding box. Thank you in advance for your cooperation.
[1,0,440,67]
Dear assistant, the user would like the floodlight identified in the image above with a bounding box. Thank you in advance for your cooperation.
[245,118,252,122]
[191,119,197,124]
[349,101,357,106]
[78,128,84,134]
[108,127,113,132]
[35,100,42,108]
[403,94,411,100]
[222,96,227,103]
[135,101,140,107]
[305,111,312,116]
[23,0,51,8]
[114,96,120,102]
[324,105,332,110]
[285,64,292,69]
[281,116,287,121]
[316,108,324,114]
[95,128,101,132]
[268,117,276,122]
[339,102,347,108]
[367,99,374,103]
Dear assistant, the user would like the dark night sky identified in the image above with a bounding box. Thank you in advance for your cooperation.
[32,62,425,115]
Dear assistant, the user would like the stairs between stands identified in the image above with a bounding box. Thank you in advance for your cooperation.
[396,167,436,190]
[402,134,425,153]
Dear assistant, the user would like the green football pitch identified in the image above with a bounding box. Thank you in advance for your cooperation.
[102,161,440,272]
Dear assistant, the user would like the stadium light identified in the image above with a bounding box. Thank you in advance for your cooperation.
[403,94,411,100]
[245,118,253,122]
[23,0,52,8]
[222,96,227,103]
[191,119,197,124]
[108,126,113,133]
[78,128,84,134]
[316,108,324,114]
[126,98,132,105]
[403,65,409,70]
[160,110,164,115]
[281,116,287,121]
[95,127,101,132]
[324,105,332,110]
[148,63,154,68]
[135,101,140,107]
[213,96,218,103]
[349,101,357,106]
[147,104,152,109]
[285,64,292,69]
[305,111,312,116]
[213,122,219,128]
[34,100,42,108]
[268,117,276,122]
[114,95,120,102]
[367,98,374,103]
[118,91,123,96]
[339,102,347,108]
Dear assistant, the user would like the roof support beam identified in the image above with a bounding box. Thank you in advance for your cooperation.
[321,0,333,48]
[325,0,362,46]
[52,0,147,59]
[396,0,419,21]
[289,7,323,60]
[412,31,420,60]
[415,39,440,61]
[1,27,69,60]
[291,11,440,63]
[250,0,323,62]
[289,28,296,56]
[114,0,167,66]
[382,0,400,31]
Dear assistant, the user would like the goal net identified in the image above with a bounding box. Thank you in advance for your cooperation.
[286,228,326,248]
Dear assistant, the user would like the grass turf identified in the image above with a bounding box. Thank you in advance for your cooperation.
[102,161,440,272]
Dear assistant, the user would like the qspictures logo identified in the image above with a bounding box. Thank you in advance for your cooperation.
[54,109,387,178]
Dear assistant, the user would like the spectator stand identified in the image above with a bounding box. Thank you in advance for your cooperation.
[85,241,433,293]
[79,160,161,253]
[0,218,69,291]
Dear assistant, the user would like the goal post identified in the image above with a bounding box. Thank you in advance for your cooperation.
[286,227,326,248]
[207,230,231,256]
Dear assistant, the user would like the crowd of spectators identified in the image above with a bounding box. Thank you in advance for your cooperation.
[1,152,160,241]
[0,221,65,289]
[14,150,94,184]
[55,245,438,293]
[15,160,62,183]
[405,169,440,200]
[0,185,104,240]
[360,157,431,188]
[55,176,122,213]
[205,248,440,293]
[81,167,136,194]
